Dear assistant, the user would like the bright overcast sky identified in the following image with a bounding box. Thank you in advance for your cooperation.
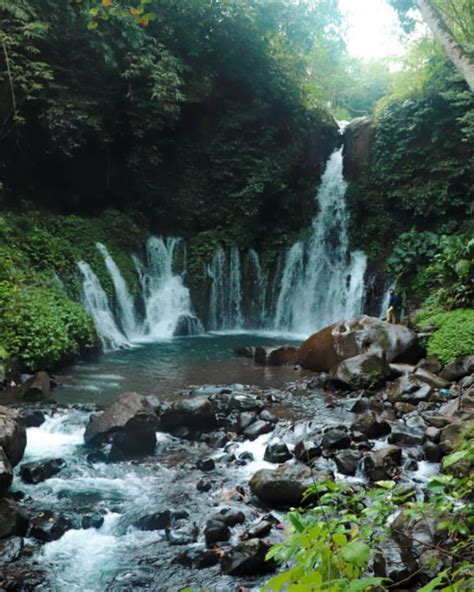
[339,0,405,60]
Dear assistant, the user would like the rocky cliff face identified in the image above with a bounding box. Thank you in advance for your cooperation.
[342,117,375,181]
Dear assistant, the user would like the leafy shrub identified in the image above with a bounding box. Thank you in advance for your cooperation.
[415,308,474,364]
[0,281,97,370]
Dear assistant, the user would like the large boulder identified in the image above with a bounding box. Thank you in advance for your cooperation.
[298,316,418,372]
[441,356,474,381]
[388,375,433,404]
[0,499,29,539]
[84,392,159,457]
[19,371,53,401]
[20,458,66,485]
[363,446,402,481]
[331,353,391,390]
[254,346,298,366]
[0,407,26,467]
[343,116,376,181]
[249,463,319,507]
[0,448,13,496]
[159,397,217,432]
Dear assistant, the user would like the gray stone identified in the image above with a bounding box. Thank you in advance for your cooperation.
[331,353,391,390]
[221,539,276,575]
[249,463,315,507]
[351,412,391,439]
[0,407,26,466]
[84,392,159,457]
[364,446,402,481]
[335,450,362,475]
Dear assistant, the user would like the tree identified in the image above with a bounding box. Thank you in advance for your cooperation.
[389,0,474,92]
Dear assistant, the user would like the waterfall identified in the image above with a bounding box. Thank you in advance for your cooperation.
[77,261,130,350]
[273,147,367,334]
[247,249,268,327]
[208,247,243,330]
[96,243,138,339]
[136,236,198,338]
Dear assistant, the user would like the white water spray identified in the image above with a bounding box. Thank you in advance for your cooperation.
[77,261,130,350]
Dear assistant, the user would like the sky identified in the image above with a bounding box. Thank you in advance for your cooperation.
[339,0,406,60]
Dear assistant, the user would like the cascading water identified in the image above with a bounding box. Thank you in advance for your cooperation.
[96,243,138,339]
[77,261,130,350]
[135,236,199,338]
[246,249,268,327]
[273,146,367,333]
[208,247,243,330]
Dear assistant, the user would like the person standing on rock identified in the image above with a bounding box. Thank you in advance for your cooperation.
[387,289,402,324]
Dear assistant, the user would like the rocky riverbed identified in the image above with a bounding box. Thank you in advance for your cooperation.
[0,317,473,591]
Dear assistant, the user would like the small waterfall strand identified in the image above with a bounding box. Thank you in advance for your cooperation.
[208,247,243,330]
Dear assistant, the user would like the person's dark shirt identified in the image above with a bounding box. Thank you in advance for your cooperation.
[389,293,402,309]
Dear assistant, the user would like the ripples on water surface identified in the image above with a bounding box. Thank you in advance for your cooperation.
[56,333,306,405]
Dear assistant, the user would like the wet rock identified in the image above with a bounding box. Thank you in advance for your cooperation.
[243,420,273,440]
[197,457,215,471]
[134,510,172,531]
[423,414,451,429]
[0,536,23,564]
[363,446,402,481]
[221,538,276,576]
[413,368,449,389]
[259,409,278,424]
[237,412,257,431]
[388,375,433,404]
[389,363,415,376]
[0,500,28,539]
[196,479,212,492]
[424,427,441,443]
[394,402,417,415]
[417,355,443,376]
[322,428,350,450]
[335,450,362,475]
[174,546,221,569]
[214,508,245,527]
[82,513,104,529]
[0,407,27,466]
[373,539,417,585]
[19,371,52,401]
[249,463,317,507]
[440,422,465,454]
[351,412,391,439]
[298,315,419,372]
[233,346,255,359]
[294,439,321,463]
[331,353,391,390]
[350,398,370,413]
[243,520,272,539]
[254,346,298,366]
[263,442,292,463]
[84,392,159,457]
[307,372,332,389]
[160,396,217,433]
[423,441,442,463]
[0,448,13,496]
[173,314,203,337]
[0,565,49,590]
[165,522,198,546]
[419,549,449,583]
[343,116,375,180]
[204,519,230,546]
[29,511,76,542]
[440,355,474,381]
[238,451,254,462]
[20,458,66,485]
[388,432,423,447]
[22,410,46,428]
[86,450,108,464]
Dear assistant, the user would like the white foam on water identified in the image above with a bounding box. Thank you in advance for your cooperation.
[234,433,274,476]
[24,414,85,461]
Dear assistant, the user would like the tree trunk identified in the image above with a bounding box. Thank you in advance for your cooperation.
[415,0,474,92]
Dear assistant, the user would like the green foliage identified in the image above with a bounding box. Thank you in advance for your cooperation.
[0,208,148,371]
[0,281,97,370]
[263,454,474,592]
[347,60,473,276]
[415,308,474,363]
